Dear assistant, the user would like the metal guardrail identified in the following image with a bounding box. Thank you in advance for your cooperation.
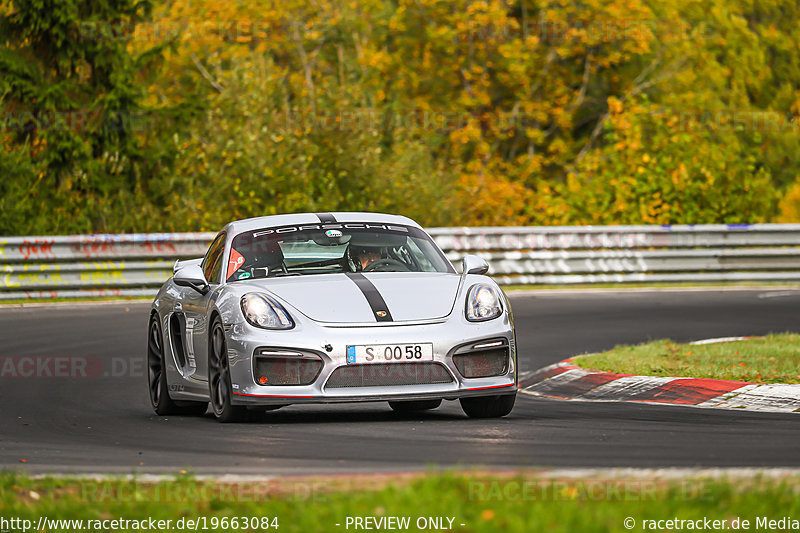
[0,233,213,300]
[3,224,800,299]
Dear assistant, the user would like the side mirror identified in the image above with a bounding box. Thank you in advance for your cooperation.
[462,255,489,276]
[173,257,203,274]
[173,264,210,295]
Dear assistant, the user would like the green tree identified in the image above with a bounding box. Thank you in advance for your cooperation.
[0,0,194,234]
[559,96,778,224]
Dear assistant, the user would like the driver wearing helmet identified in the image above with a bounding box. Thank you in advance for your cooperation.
[351,244,383,271]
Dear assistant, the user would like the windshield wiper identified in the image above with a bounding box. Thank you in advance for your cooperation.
[289,258,343,269]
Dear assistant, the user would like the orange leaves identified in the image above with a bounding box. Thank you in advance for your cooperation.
[607,96,624,115]
[51,0,776,232]
[777,180,800,222]
[453,171,533,226]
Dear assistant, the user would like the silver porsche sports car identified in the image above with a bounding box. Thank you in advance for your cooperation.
[147,212,517,422]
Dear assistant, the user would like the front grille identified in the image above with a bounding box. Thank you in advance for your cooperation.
[325,363,454,389]
[253,350,323,386]
[453,347,509,378]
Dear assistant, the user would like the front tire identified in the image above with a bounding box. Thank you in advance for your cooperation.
[147,315,207,416]
[460,394,516,418]
[388,399,442,413]
[208,316,246,423]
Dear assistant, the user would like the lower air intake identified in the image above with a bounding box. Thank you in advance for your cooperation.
[325,363,454,389]
[253,351,323,386]
[453,348,509,378]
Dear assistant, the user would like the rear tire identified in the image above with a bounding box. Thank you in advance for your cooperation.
[460,394,516,418]
[389,399,442,413]
[147,315,207,416]
[208,316,247,423]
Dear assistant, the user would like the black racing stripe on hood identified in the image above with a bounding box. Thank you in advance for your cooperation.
[316,212,337,223]
[345,273,394,322]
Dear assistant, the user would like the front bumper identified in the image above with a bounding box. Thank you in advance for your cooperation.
[225,312,517,406]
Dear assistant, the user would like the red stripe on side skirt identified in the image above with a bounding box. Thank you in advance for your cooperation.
[233,392,316,398]
[466,383,516,392]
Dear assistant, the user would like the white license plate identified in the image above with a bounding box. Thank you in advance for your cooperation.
[346,343,433,364]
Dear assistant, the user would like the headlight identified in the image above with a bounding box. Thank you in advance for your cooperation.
[241,293,294,329]
[465,284,502,322]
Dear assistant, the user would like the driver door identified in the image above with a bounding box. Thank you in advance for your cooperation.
[184,232,226,384]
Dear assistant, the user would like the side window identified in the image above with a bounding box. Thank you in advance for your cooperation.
[405,238,436,272]
[202,233,226,284]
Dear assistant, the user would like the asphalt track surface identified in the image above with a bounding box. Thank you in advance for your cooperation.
[1,289,799,475]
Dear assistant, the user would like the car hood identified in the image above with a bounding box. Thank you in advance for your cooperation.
[239,272,462,323]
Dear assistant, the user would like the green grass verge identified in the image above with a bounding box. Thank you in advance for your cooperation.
[2,472,800,533]
[573,333,800,384]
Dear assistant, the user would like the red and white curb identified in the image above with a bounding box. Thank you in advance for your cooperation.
[519,342,800,414]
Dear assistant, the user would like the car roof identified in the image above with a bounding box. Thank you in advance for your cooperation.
[221,212,423,236]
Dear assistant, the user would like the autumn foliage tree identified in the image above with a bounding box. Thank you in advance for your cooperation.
[1,0,799,234]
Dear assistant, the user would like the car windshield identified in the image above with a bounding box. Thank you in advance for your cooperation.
[226,223,454,281]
